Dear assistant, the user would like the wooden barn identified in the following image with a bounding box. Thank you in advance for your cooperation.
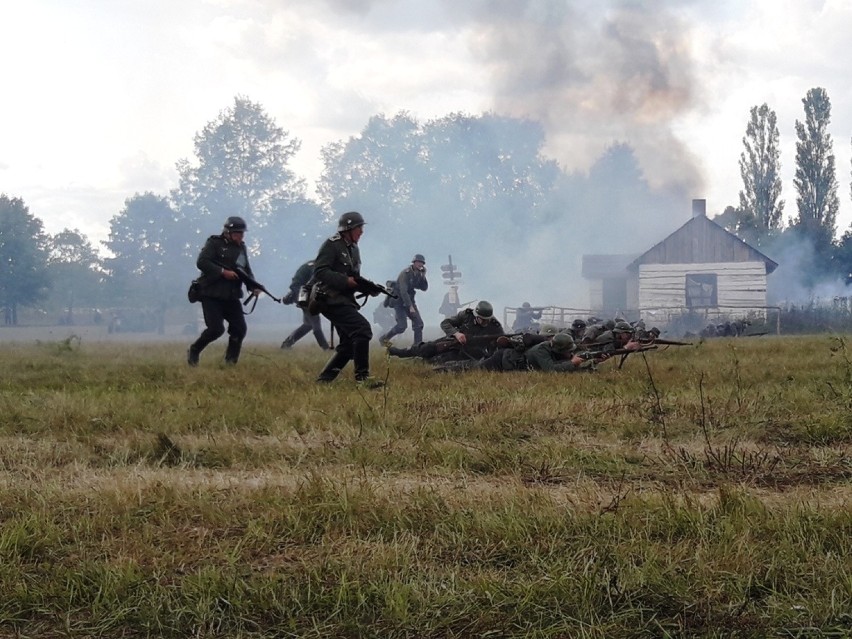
[582,199,779,323]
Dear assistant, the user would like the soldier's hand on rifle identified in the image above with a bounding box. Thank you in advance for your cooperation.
[250,288,262,298]
[454,331,467,345]
[624,340,641,351]
[408,306,417,317]
[222,269,239,281]
[347,276,358,289]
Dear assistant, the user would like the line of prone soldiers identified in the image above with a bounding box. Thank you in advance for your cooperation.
[385,301,673,374]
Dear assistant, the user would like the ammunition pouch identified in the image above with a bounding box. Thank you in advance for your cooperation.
[307,283,328,316]
[188,279,201,304]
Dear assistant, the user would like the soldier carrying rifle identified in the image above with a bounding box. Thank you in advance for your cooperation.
[187,216,262,367]
[310,211,387,388]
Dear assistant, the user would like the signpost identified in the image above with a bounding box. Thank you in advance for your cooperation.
[440,255,462,285]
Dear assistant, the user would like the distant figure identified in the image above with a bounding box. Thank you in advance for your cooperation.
[373,300,396,334]
[187,216,259,366]
[440,285,461,318]
[280,260,330,350]
[380,253,428,345]
[512,302,543,333]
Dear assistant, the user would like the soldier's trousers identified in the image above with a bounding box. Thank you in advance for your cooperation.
[317,303,373,381]
[282,309,329,349]
[191,297,247,363]
[380,306,424,344]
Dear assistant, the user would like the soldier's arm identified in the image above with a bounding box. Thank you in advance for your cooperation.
[197,238,226,278]
[440,313,461,336]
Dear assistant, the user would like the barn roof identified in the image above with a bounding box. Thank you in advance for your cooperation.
[627,214,779,274]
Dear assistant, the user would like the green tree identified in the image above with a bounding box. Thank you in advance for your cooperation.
[793,87,838,254]
[317,111,560,272]
[0,194,50,325]
[46,228,105,323]
[103,192,186,311]
[738,103,784,245]
[172,95,309,255]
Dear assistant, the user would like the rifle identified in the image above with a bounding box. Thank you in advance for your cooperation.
[645,338,693,346]
[577,344,659,370]
[214,262,281,310]
[353,275,398,306]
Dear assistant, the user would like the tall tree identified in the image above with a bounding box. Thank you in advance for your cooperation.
[172,96,309,255]
[0,194,50,325]
[793,87,839,253]
[738,103,784,244]
[317,111,561,273]
[103,192,186,309]
[46,229,105,322]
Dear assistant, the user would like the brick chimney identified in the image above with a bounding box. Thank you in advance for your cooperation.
[692,198,706,218]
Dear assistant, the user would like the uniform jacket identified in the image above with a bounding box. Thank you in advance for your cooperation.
[288,260,315,297]
[440,308,503,338]
[312,233,361,307]
[394,265,428,308]
[196,234,253,300]
[524,341,579,372]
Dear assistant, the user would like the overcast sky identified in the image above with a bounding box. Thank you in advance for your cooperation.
[3,0,852,249]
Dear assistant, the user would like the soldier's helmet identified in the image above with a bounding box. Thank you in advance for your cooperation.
[571,318,587,331]
[613,320,633,333]
[412,253,426,264]
[224,216,247,232]
[540,324,558,335]
[551,333,575,353]
[522,302,531,308]
[603,319,616,331]
[337,211,366,232]
[473,300,494,319]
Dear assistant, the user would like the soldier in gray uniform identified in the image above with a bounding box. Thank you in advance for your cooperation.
[388,301,504,362]
[380,254,428,345]
[187,216,259,366]
[311,211,384,388]
[280,260,330,350]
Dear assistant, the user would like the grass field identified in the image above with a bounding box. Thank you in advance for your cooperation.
[1,335,851,638]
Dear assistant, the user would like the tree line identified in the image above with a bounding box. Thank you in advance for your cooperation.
[2,89,852,326]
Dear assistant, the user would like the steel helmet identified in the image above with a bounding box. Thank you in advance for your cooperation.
[522,302,531,308]
[540,324,558,335]
[571,318,587,331]
[473,300,493,319]
[551,333,575,353]
[337,211,366,232]
[224,216,247,232]
[412,253,426,264]
[613,320,633,333]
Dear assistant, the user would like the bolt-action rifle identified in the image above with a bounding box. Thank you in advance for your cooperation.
[353,275,398,306]
[214,262,281,310]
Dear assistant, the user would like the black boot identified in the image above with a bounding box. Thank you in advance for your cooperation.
[354,339,384,388]
[316,349,351,382]
[187,345,200,367]
[224,337,242,365]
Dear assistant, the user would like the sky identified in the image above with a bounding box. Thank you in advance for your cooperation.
[3,0,852,254]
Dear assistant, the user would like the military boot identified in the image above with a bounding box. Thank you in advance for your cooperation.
[353,341,384,388]
[316,349,351,383]
[187,345,200,367]
[224,337,242,365]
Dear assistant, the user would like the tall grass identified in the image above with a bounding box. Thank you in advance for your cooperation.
[1,336,851,637]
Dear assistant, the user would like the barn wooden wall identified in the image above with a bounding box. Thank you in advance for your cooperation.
[638,261,768,310]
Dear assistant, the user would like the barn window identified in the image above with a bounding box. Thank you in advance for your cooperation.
[685,273,717,307]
